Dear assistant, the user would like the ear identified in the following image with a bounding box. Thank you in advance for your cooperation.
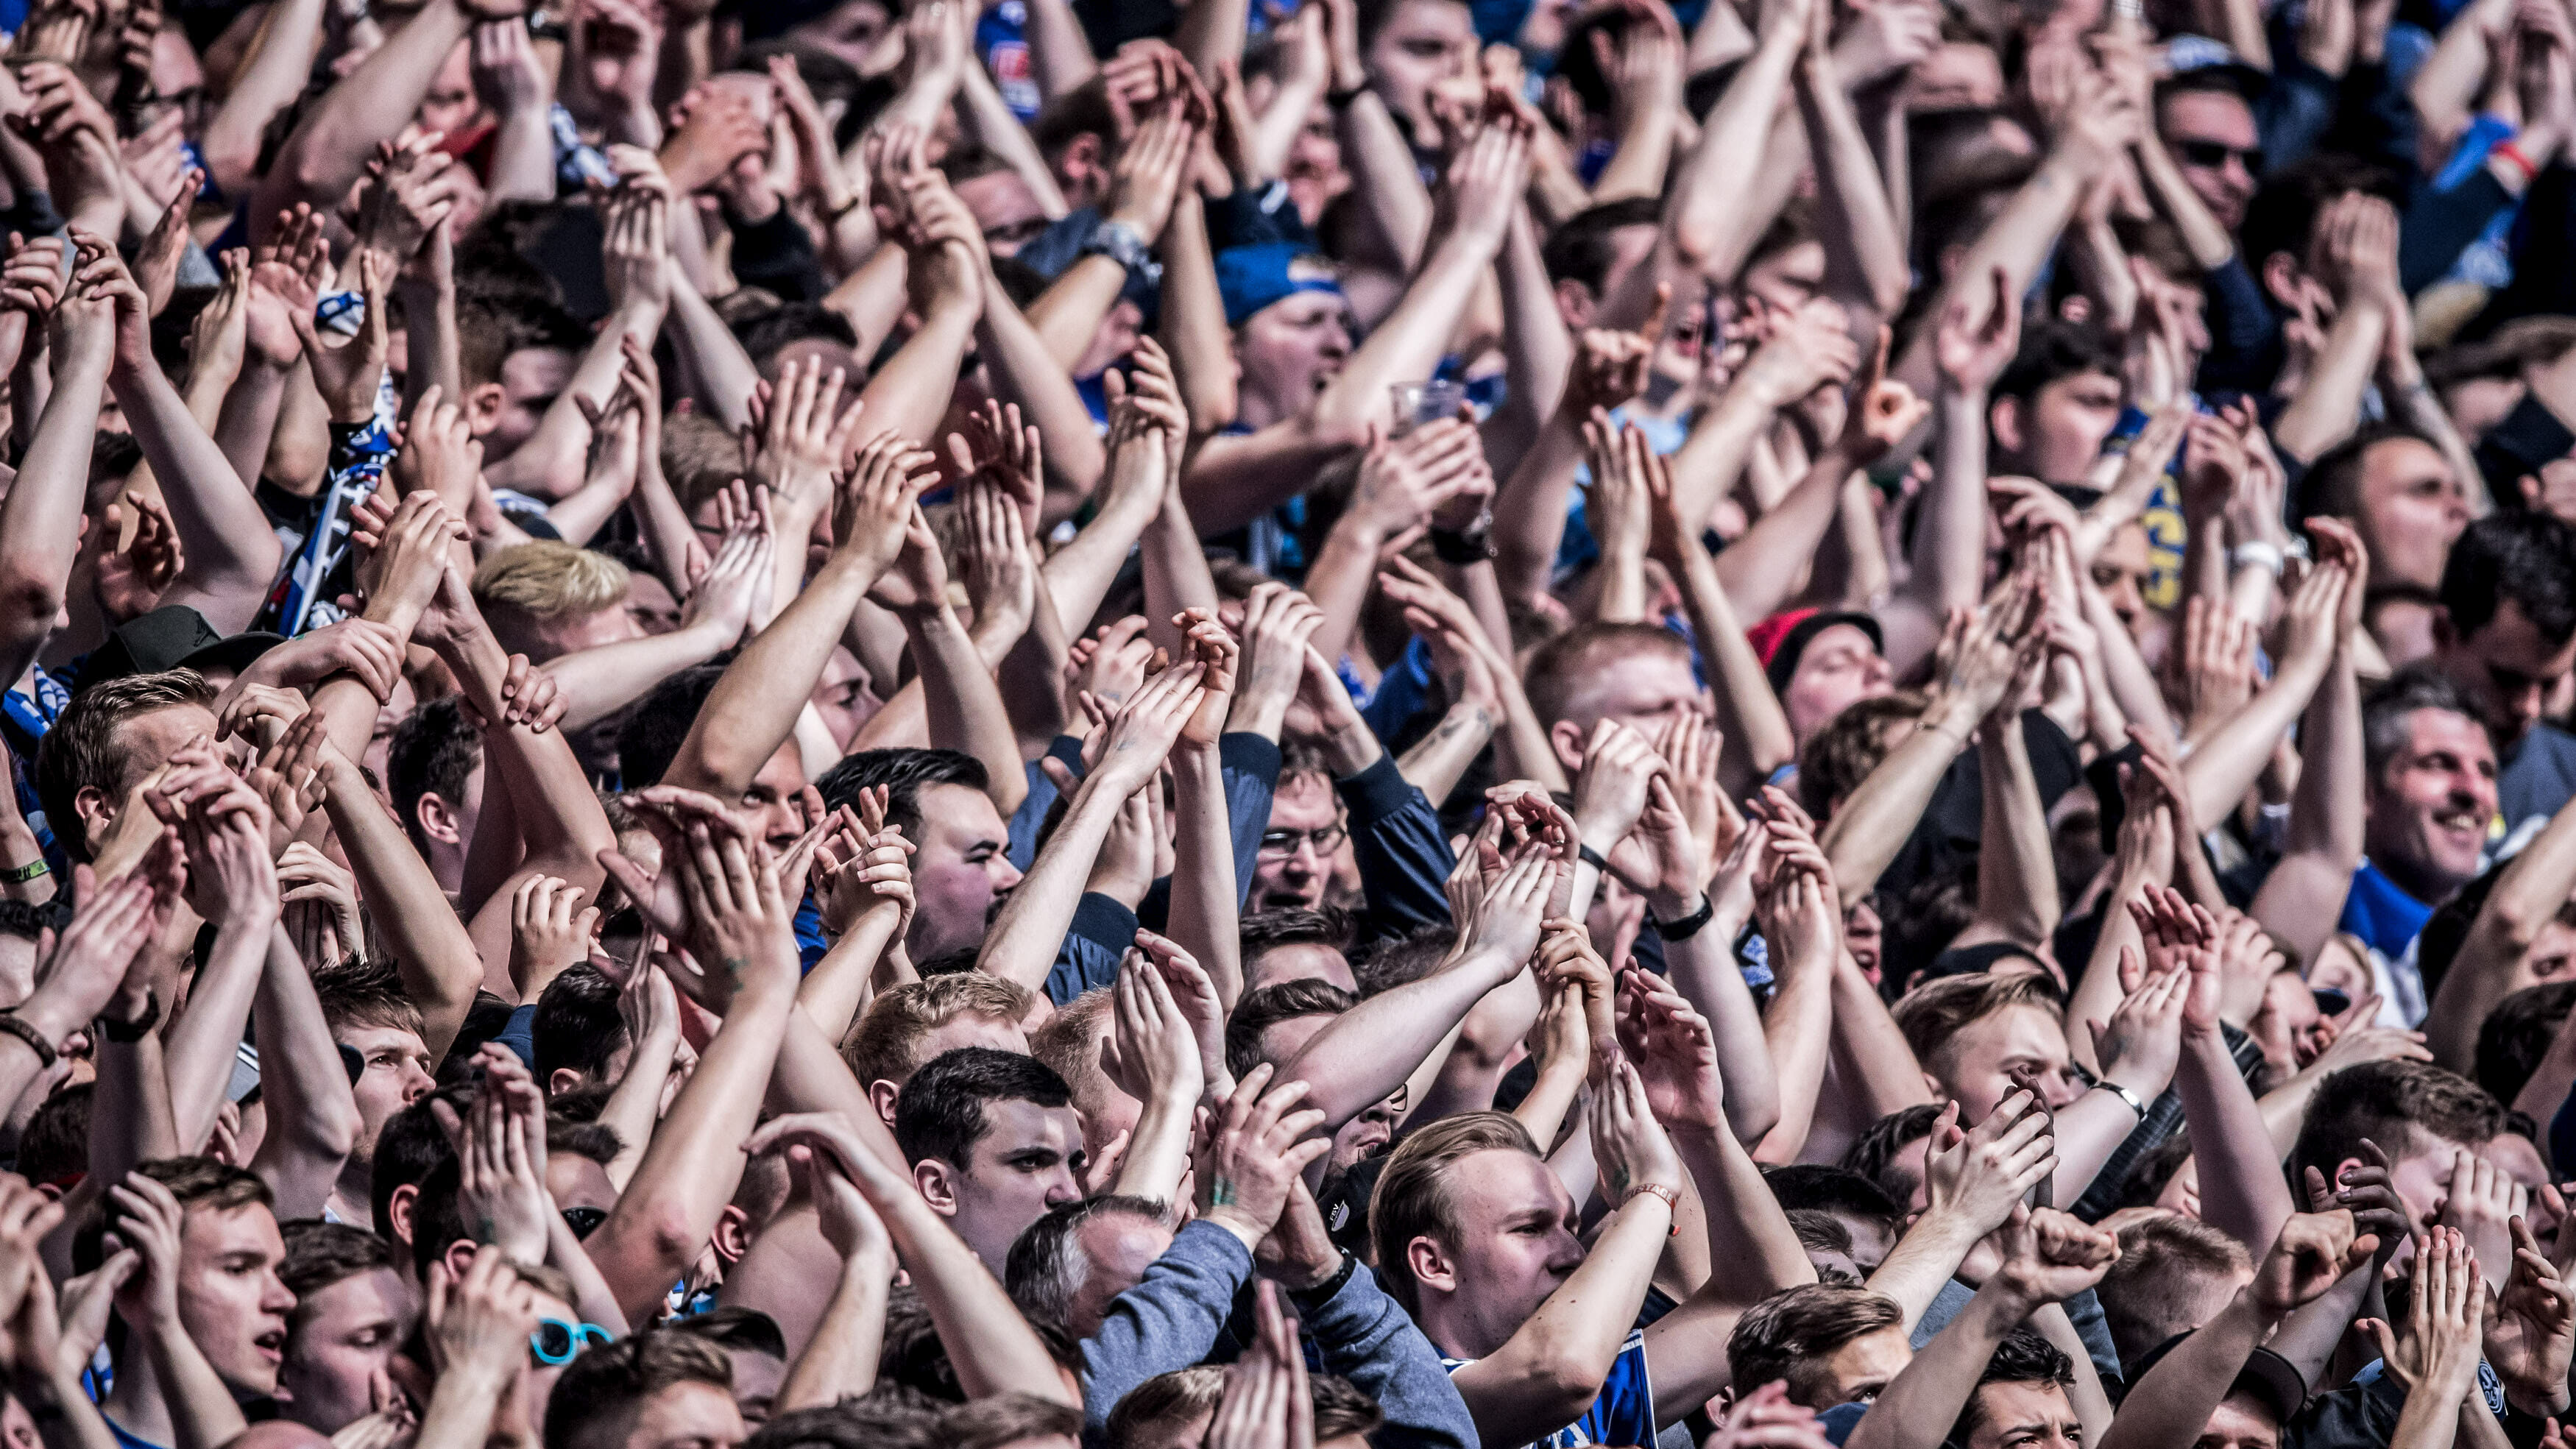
[386,1183,420,1248]
[2259,252,2304,312]
[1987,395,2023,456]
[439,1239,478,1283]
[417,792,462,847]
[1404,1235,1456,1298]
[548,1067,587,1099]
[1060,131,1103,183]
[1549,720,1588,779]
[915,1158,960,1216]
[868,1078,902,1130]
[710,1203,752,1265]
[71,785,113,848]
[1552,278,1596,332]
[461,382,508,436]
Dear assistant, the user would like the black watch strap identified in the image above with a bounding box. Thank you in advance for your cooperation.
[1655,895,1716,940]
[0,1013,56,1069]
[99,990,160,1043]
[1289,1249,1359,1308]
[1428,525,1493,564]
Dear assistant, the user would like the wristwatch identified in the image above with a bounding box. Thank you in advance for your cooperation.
[1081,218,1153,277]
[2090,1077,2148,1121]
[99,990,160,1044]
[1654,895,1716,941]
[1429,512,1494,563]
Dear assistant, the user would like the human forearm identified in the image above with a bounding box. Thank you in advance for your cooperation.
[2175,1030,2296,1253]
[1140,492,1223,657]
[662,267,756,431]
[1713,440,1861,622]
[666,561,874,796]
[1025,255,1130,371]
[974,290,1108,521]
[1333,93,1434,269]
[256,0,469,216]
[1493,408,1586,604]
[589,982,792,1323]
[1280,949,1519,1129]
[1166,749,1245,1006]
[2133,134,2236,272]
[2251,650,2363,977]
[1971,718,2059,947]
[854,296,977,444]
[198,0,322,186]
[907,605,1030,816]
[0,346,107,651]
[2184,654,2329,832]
[775,1255,890,1413]
[975,775,1131,993]
[2273,303,2388,464]
[1828,952,1935,1119]
[539,624,734,732]
[1667,24,1799,276]
[112,363,282,631]
[246,927,359,1219]
[160,916,272,1153]
[1797,62,1908,314]
[1397,701,1495,807]
[1821,699,1972,900]
[319,754,478,1055]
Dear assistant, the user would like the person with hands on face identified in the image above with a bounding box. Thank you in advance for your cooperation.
[93,1163,294,1449]
[1864,1093,2059,1331]
[408,1246,547,1449]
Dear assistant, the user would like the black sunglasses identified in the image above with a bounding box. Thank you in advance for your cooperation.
[562,1206,608,1239]
[2173,138,2263,172]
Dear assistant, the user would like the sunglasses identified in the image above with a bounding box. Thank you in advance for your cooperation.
[562,1206,609,1239]
[531,1319,615,1366]
[2173,139,2263,172]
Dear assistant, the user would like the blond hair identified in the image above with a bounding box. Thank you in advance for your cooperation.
[471,542,631,620]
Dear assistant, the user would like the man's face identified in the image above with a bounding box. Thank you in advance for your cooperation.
[2363,709,2498,900]
[2006,372,2124,484]
[1784,626,1894,744]
[481,348,576,460]
[177,1202,296,1397]
[2354,438,2471,590]
[1936,1003,2084,1119]
[1250,774,1345,912]
[1362,0,1474,130]
[955,171,1054,258]
[2196,1392,2283,1449]
[1237,291,1353,427]
[417,42,479,137]
[1549,646,1703,775]
[2091,522,2154,637]
[907,784,1022,960]
[2439,599,2576,751]
[2159,91,2260,230]
[724,1349,785,1426]
[607,1381,746,1449]
[1065,1213,1175,1338]
[280,1267,414,1434]
[88,703,220,853]
[625,573,682,637]
[809,649,876,751]
[930,1099,1087,1272]
[2248,968,2326,1090]
[340,1024,434,1172]
[2374,1129,2480,1237]
[1557,224,1659,331]
[524,603,641,664]
[1245,942,1356,993]
[1963,1381,2084,1449]
[741,743,811,853]
[1806,1324,1915,1409]
[1423,1149,1588,1356]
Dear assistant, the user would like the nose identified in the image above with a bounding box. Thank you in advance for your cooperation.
[994,857,1025,890]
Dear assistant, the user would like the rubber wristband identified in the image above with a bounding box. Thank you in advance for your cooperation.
[1655,895,1716,940]
[0,1013,57,1070]
[1576,844,1610,873]
[0,858,46,884]
[1624,1183,1680,1233]
[2497,141,2539,185]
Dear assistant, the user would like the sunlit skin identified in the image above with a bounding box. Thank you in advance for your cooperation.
[1404,1148,1588,1361]
[1064,1214,1176,1338]
[279,1267,414,1435]
[1245,941,1358,993]
[1249,774,1351,913]
[470,348,576,464]
[1801,1323,1915,1409]
[904,782,1024,961]
[1925,1002,2086,1121]
[2351,438,2471,591]
[913,1098,1087,1274]
[1962,1380,2086,1449]
[1363,0,1475,134]
[579,1379,747,1449]
[2361,708,2498,905]
[1257,1013,1398,1177]
[1544,644,1705,776]
[176,1203,298,1397]
[862,1012,1029,1128]
[77,702,220,858]
[1236,287,1354,431]
[334,1023,434,1216]
[1783,625,1895,745]
[2090,522,2154,639]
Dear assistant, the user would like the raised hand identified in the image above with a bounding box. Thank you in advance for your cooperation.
[509,876,600,1003]
[1615,968,1726,1133]
[2249,1209,2380,1319]
[1196,1064,1334,1249]
[1992,1205,2122,1311]
[1933,264,2020,395]
[1565,286,1671,416]
[1092,661,1209,796]
[429,1048,553,1268]
[2487,1216,2575,1414]
[1589,1056,1686,1210]
[1921,1094,2056,1233]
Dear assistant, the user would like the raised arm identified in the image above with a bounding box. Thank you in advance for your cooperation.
[253,0,475,226]
[0,238,102,692]
[661,428,927,796]
[81,232,281,634]
[246,925,362,1219]
[2251,524,2368,976]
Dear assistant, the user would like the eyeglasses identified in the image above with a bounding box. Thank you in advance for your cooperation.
[531,1319,615,1366]
[561,1206,608,1239]
[2173,139,2263,173]
[1256,823,1348,859]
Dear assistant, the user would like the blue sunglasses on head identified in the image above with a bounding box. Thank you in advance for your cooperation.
[531,1319,615,1365]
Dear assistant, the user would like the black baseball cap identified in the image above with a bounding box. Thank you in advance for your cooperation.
[74,605,282,694]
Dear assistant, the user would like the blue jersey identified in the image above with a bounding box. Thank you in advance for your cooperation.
[1446,1328,1656,1448]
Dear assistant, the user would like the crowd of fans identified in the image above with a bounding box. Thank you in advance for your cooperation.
[0,0,2573,1445]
